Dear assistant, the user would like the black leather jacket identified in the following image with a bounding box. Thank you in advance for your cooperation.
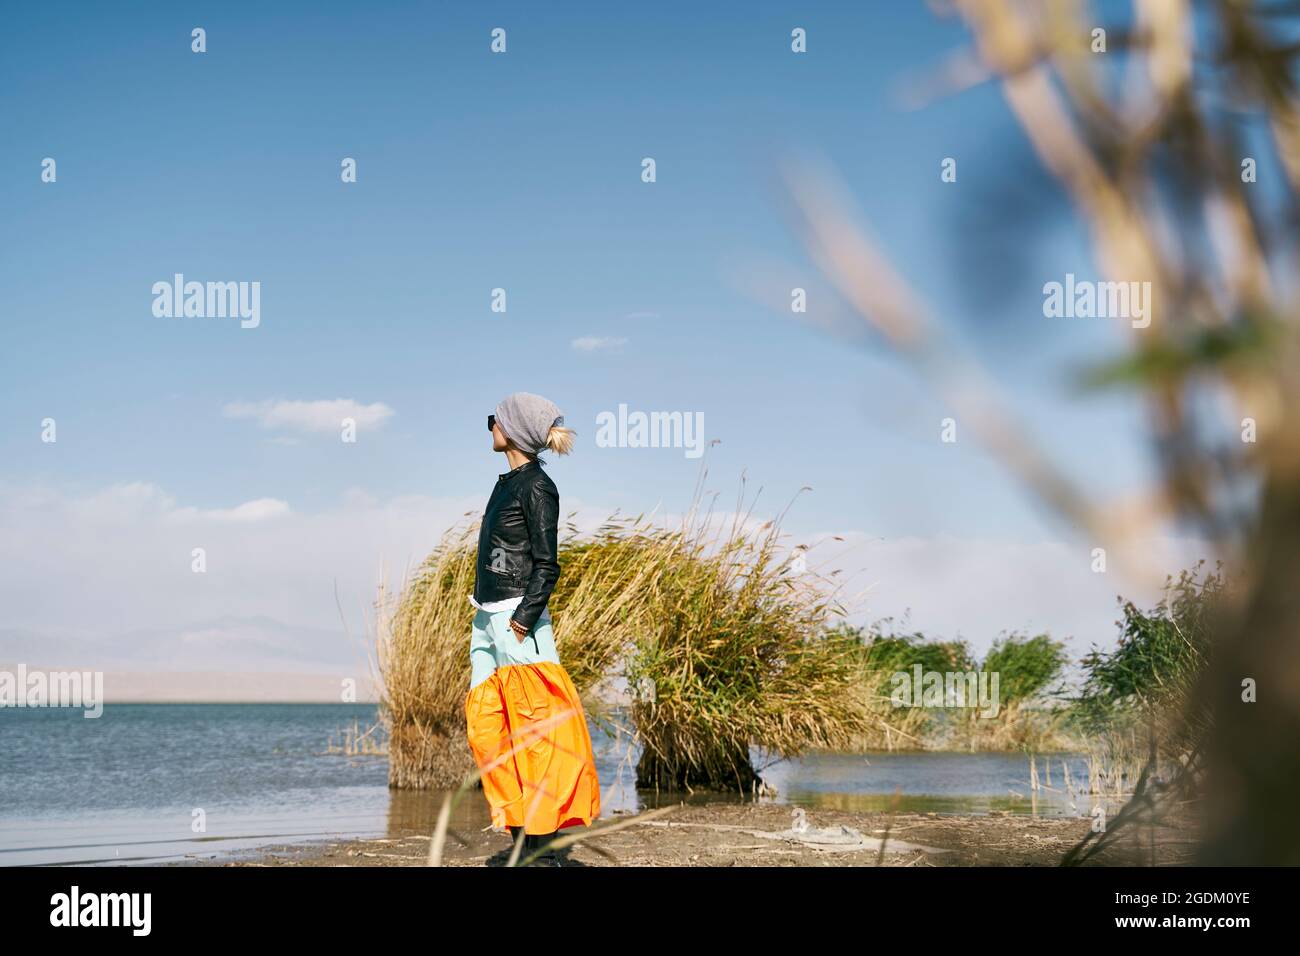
[473,459,561,632]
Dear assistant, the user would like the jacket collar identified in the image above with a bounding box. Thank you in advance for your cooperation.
[498,458,539,482]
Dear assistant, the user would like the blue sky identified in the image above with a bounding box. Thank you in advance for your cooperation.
[0,1,1207,680]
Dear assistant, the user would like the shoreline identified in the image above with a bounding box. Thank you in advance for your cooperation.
[167,801,1192,867]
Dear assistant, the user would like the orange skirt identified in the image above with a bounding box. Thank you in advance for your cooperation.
[464,610,601,834]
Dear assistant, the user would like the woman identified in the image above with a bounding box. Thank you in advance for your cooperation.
[464,391,601,865]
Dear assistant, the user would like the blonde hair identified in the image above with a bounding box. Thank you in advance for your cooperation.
[545,425,576,456]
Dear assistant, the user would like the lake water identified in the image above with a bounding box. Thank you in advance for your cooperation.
[0,703,1093,866]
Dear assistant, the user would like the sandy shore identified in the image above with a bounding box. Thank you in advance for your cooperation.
[168,801,1191,867]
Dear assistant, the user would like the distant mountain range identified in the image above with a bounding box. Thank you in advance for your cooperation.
[0,615,380,702]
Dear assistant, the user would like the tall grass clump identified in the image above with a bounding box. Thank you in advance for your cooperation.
[377,517,481,789]
[627,489,878,793]
[380,484,916,795]
[543,514,672,696]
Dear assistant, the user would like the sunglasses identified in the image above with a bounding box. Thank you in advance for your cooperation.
[487,414,496,432]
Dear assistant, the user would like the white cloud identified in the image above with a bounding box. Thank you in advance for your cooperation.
[571,336,628,353]
[223,398,394,434]
[53,482,289,525]
[0,482,603,672]
[0,482,1214,678]
[190,498,290,522]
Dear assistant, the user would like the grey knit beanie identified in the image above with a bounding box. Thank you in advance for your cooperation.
[494,392,564,456]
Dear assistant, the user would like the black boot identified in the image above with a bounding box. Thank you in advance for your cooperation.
[523,830,560,866]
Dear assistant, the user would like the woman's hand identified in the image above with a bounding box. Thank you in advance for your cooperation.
[508,617,530,641]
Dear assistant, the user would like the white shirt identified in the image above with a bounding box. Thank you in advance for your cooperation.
[467,593,551,624]
[468,593,522,613]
